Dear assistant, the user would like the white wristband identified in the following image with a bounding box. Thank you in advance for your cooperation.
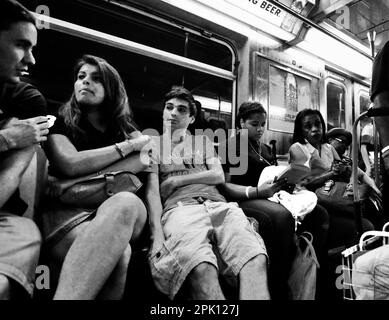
[382,145,389,156]
[245,186,250,199]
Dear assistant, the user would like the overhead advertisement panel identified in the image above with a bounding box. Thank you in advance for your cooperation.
[224,0,316,35]
[224,0,286,27]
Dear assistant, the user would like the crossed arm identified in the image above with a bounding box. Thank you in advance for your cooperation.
[159,155,225,200]
[46,133,150,178]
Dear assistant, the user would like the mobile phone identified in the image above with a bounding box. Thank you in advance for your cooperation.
[46,115,56,128]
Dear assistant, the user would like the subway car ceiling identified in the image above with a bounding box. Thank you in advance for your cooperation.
[20,0,377,151]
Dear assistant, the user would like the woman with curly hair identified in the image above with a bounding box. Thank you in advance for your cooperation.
[39,55,161,300]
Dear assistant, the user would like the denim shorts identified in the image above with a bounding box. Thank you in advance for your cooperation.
[148,200,267,299]
[0,211,42,296]
[37,201,96,248]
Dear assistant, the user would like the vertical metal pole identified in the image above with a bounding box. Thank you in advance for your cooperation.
[182,32,189,87]
[368,31,380,185]
[373,118,380,185]
[353,112,367,237]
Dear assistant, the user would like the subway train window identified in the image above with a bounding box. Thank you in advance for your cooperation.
[23,0,233,71]
[326,82,346,130]
[360,93,370,114]
[19,0,234,132]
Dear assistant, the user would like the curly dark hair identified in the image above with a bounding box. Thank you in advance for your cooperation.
[236,101,267,128]
[292,108,326,144]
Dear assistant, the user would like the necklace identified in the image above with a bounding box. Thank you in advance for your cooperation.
[248,140,272,166]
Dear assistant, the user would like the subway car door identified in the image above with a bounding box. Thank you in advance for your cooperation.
[324,71,353,132]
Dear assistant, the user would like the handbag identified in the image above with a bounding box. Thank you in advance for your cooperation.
[58,171,142,208]
[288,232,320,300]
[268,189,317,230]
[315,180,371,219]
[48,152,149,208]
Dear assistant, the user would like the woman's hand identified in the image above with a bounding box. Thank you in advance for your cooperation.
[257,177,288,198]
[332,161,351,180]
[129,135,151,152]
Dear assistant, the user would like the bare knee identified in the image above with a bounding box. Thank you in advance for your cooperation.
[187,262,225,299]
[189,262,218,282]
[244,254,268,272]
[100,192,146,227]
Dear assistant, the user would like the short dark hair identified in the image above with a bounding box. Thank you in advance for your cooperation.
[236,101,267,128]
[164,86,197,117]
[292,108,326,144]
[0,0,36,32]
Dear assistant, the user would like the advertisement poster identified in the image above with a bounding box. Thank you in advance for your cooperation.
[268,65,311,133]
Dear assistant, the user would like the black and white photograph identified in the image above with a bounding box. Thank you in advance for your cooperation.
[1,0,389,315]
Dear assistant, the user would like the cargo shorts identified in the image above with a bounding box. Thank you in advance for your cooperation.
[148,200,267,299]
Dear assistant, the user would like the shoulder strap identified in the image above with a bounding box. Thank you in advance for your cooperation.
[298,232,320,268]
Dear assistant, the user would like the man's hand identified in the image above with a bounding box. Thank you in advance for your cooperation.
[150,226,165,255]
[160,176,179,200]
[1,116,49,149]
[257,177,288,198]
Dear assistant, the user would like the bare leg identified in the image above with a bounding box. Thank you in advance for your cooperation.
[0,275,11,300]
[187,262,225,300]
[97,244,132,300]
[239,254,270,300]
[53,192,146,300]
[0,147,34,208]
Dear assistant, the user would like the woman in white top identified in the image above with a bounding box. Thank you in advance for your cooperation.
[289,109,374,249]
